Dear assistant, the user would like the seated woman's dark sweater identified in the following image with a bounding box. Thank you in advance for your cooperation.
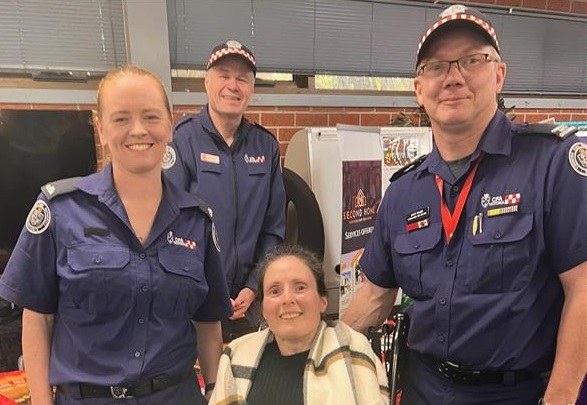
[247,341,309,405]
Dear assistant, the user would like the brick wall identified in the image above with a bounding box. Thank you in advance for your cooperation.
[174,105,587,165]
[1,103,584,169]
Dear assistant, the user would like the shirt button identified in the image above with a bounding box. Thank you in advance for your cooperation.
[494,232,502,239]
[438,335,445,342]
[452,185,459,192]
[138,318,144,324]
[134,351,141,358]
[184,266,190,272]
[139,253,146,259]
[413,243,420,249]
[93,256,102,264]
[440,298,447,305]
[445,260,453,267]
[141,285,148,293]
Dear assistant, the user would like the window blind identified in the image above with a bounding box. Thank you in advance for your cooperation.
[167,0,587,94]
[0,0,126,75]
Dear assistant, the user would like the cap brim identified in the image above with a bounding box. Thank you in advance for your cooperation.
[417,19,499,66]
[207,53,256,74]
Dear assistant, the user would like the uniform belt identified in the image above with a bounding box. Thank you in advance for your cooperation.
[423,355,543,386]
[56,372,192,399]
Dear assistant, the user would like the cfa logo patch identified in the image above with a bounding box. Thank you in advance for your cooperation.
[480,192,520,208]
[244,154,265,164]
[167,231,196,250]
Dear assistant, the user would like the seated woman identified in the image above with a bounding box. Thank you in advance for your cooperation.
[210,244,389,405]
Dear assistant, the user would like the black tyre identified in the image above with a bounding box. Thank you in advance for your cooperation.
[283,167,325,259]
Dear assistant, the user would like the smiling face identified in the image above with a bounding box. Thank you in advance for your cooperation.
[205,56,255,121]
[262,255,328,355]
[95,71,172,177]
[414,28,506,135]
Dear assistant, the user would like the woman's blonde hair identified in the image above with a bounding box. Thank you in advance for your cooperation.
[94,65,171,121]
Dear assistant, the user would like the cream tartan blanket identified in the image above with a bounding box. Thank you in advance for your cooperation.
[209,321,389,404]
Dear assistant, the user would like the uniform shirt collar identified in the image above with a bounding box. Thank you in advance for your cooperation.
[77,163,203,211]
[201,104,251,142]
[77,163,117,201]
[425,110,513,175]
[476,110,514,157]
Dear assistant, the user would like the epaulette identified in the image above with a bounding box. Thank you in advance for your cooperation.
[191,194,215,221]
[389,154,428,183]
[41,177,82,200]
[249,120,278,140]
[191,194,222,252]
[517,123,577,140]
[173,113,196,132]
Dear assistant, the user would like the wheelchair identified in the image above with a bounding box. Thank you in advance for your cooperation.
[368,312,409,405]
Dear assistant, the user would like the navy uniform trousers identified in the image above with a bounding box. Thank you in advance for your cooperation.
[401,352,548,405]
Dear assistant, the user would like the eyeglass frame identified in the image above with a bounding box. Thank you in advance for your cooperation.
[416,53,499,78]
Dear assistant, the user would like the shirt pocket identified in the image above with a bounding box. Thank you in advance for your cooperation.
[245,162,268,176]
[393,222,442,299]
[66,244,131,314]
[465,211,533,294]
[157,246,208,319]
[201,161,222,174]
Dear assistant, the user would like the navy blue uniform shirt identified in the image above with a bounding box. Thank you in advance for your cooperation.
[361,111,587,371]
[164,106,286,297]
[0,165,232,386]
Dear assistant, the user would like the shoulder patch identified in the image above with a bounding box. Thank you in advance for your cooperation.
[518,123,577,140]
[569,142,587,177]
[26,200,51,234]
[41,177,81,200]
[162,145,176,170]
[212,223,221,252]
[389,154,428,183]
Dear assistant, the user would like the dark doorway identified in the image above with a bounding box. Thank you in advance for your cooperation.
[0,110,96,251]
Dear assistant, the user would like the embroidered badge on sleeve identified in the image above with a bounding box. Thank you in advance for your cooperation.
[212,223,221,252]
[162,145,177,170]
[26,200,51,234]
[569,142,587,177]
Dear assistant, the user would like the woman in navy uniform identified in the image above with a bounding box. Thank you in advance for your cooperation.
[0,66,232,404]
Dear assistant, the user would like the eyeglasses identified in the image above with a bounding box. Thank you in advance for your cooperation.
[417,53,498,78]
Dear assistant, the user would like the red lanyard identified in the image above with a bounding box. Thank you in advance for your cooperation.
[435,157,482,243]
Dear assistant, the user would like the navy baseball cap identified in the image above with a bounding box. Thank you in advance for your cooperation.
[417,4,500,66]
[206,40,256,74]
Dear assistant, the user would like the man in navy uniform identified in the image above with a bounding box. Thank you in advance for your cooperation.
[165,40,286,341]
[343,5,587,404]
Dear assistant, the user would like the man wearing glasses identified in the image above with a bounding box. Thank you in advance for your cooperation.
[343,4,586,404]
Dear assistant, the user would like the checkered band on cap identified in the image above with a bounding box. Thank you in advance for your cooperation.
[417,5,500,64]
[206,40,256,73]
